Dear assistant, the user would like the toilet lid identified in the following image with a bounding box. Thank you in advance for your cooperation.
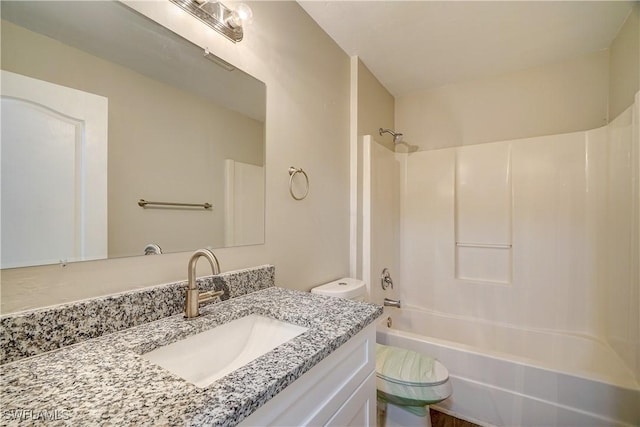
[310,278,366,300]
[376,344,449,386]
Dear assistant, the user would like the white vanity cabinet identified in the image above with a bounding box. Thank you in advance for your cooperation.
[240,323,377,427]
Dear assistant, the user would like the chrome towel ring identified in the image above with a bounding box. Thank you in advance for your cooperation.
[288,166,309,200]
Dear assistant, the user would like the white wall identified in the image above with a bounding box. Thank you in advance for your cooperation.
[396,50,609,151]
[609,4,639,119]
[1,1,351,313]
[394,3,639,153]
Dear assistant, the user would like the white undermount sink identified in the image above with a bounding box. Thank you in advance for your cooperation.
[142,314,308,388]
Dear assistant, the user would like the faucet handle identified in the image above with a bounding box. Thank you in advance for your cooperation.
[381,268,394,290]
[199,290,224,304]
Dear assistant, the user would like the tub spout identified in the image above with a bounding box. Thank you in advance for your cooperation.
[383,298,401,308]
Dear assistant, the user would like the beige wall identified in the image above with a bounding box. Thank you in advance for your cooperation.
[1,20,264,259]
[2,1,351,313]
[350,58,395,280]
[609,3,640,120]
[396,50,609,151]
[357,60,395,151]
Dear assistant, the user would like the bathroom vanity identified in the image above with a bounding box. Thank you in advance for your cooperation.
[0,273,382,426]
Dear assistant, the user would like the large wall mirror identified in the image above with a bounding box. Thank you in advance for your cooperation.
[1,1,266,269]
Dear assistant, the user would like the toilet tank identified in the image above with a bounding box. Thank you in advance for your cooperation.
[311,278,367,302]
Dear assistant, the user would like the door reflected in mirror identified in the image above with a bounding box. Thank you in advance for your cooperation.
[0,1,266,269]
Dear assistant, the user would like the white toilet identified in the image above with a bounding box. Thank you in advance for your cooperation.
[311,277,368,301]
[311,278,452,427]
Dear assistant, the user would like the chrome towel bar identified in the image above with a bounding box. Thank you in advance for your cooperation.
[138,199,212,209]
[455,242,512,249]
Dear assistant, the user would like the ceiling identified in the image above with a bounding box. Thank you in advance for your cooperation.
[299,1,635,97]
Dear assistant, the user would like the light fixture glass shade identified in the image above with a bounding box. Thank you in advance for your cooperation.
[169,0,247,43]
[228,3,253,29]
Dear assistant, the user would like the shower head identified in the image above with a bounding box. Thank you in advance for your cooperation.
[379,128,403,143]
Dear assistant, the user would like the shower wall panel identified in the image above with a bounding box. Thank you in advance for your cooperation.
[401,128,613,336]
[603,97,640,380]
[400,148,455,312]
[455,142,512,284]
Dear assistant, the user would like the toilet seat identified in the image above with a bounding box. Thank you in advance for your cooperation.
[376,344,452,416]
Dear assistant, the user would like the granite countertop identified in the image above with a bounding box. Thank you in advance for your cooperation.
[0,287,382,426]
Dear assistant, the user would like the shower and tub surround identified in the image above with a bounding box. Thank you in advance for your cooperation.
[396,98,640,380]
[361,94,639,426]
[0,286,383,425]
[0,265,275,364]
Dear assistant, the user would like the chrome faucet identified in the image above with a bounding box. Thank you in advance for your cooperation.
[185,248,224,319]
[383,298,401,308]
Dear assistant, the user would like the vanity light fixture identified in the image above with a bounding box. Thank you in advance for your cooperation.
[169,0,252,43]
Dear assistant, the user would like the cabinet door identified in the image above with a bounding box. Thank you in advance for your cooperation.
[239,324,376,427]
[326,371,375,427]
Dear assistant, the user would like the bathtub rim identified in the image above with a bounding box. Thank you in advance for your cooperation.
[377,324,640,427]
[378,306,640,392]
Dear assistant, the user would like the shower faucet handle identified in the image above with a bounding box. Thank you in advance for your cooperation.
[381,268,394,290]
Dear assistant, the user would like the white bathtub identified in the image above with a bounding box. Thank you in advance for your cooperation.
[376,307,640,427]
